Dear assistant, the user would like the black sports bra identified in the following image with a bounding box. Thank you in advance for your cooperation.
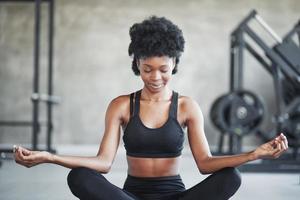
[123,90,184,158]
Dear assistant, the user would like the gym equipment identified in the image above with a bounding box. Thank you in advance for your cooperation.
[0,0,57,161]
[210,10,300,172]
[210,90,265,153]
[210,90,264,136]
[281,97,300,145]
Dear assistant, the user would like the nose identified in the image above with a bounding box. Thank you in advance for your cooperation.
[150,70,162,80]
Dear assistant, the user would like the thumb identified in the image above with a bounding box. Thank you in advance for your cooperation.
[19,146,32,156]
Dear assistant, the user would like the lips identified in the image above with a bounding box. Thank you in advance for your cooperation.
[148,83,164,89]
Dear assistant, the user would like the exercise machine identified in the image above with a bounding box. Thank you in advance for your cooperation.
[210,10,300,172]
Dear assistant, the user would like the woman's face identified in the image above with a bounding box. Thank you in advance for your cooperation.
[138,56,175,93]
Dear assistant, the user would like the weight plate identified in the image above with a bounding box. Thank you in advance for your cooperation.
[210,90,265,136]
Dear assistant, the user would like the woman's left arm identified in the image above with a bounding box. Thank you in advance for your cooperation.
[184,97,288,174]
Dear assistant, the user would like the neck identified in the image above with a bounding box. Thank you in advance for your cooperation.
[141,87,172,102]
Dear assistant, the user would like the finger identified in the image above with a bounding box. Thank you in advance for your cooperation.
[14,153,21,163]
[270,146,282,158]
[280,140,287,150]
[16,153,36,166]
[269,138,276,144]
[13,145,18,153]
[269,139,277,149]
[280,133,287,138]
[279,133,287,140]
[280,133,288,148]
[277,141,282,150]
[17,148,29,161]
[21,150,38,162]
[272,140,278,149]
[13,147,18,159]
[273,151,281,158]
[273,147,285,158]
[14,150,22,160]
[14,156,30,166]
[18,146,32,156]
[18,146,26,154]
[14,149,33,166]
[276,135,288,150]
[13,146,20,161]
[272,141,281,152]
[267,141,281,156]
[273,139,279,149]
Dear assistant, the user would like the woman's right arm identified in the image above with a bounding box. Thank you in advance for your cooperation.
[14,96,127,174]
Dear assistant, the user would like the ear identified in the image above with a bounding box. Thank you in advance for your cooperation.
[172,58,176,69]
[136,59,140,68]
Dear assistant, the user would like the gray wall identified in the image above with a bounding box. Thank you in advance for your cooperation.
[0,0,299,148]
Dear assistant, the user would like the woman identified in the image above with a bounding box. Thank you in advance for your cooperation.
[14,16,288,200]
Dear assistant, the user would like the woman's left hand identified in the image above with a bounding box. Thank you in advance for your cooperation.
[253,133,288,160]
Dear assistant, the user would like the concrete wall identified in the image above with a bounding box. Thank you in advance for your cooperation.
[0,0,299,149]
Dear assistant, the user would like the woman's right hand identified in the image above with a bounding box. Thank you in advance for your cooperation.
[13,146,53,168]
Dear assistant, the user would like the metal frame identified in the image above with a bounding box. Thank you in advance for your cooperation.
[223,9,300,172]
[0,0,57,155]
[230,10,300,137]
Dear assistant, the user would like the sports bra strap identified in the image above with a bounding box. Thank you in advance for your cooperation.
[133,90,142,116]
[129,92,134,117]
[169,91,178,119]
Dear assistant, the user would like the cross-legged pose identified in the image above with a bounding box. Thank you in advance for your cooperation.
[14,16,288,200]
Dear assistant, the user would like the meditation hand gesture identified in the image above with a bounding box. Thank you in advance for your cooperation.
[13,146,52,168]
[253,133,288,160]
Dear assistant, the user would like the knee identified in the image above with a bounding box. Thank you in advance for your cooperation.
[67,167,106,199]
[218,167,242,190]
[67,167,93,190]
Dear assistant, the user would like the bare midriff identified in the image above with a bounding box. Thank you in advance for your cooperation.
[126,155,181,177]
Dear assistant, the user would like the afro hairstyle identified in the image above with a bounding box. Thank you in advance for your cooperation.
[128,16,185,75]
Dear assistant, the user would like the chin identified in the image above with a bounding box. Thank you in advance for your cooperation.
[146,85,165,93]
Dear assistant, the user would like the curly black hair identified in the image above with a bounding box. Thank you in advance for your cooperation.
[128,16,185,75]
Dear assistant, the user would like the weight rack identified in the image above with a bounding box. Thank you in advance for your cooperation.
[0,0,57,159]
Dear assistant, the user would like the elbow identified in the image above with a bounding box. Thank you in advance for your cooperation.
[198,167,211,175]
[197,157,212,175]
[96,158,112,174]
[104,164,112,174]
[197,164,209,175]
[197,164,210,174]
[100,161,112,174]
[100,169,110,174]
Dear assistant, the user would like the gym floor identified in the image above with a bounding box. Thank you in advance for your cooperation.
[0,145,299,200]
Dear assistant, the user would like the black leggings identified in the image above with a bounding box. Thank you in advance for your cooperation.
[67,167,241,200]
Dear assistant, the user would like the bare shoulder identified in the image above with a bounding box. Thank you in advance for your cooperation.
[110,94,130,106]
[178,95,203,126]
[108,94,130,113]
[106,93,133,124]
[178,95,201,112]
